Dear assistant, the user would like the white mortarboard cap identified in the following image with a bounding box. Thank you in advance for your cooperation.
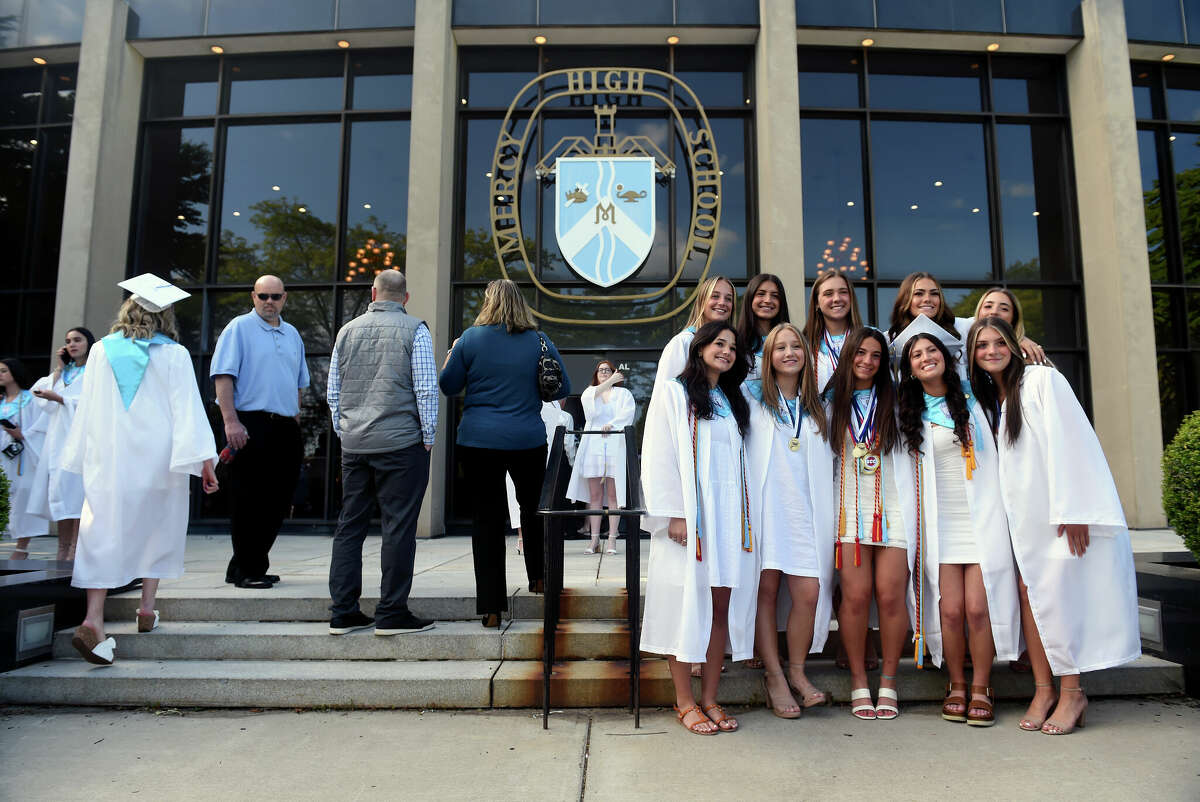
[118,273,191,313]
[890,313,963,362]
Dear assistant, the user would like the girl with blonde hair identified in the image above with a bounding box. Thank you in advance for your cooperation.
[652,275,736,396]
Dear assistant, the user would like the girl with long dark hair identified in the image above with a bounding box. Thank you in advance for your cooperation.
[0,357,47,559]
[827,327,916,720]
[804,270,863,393]
[895,317,1019,728]
[641,321,755,735]
[968,317,1138,735]
[735,273,790,381]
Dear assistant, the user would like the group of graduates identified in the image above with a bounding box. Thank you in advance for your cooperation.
[639,270,1140,737]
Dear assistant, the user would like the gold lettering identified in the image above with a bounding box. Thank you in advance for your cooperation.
[567,71,585,93]
[627,71,644,93]
[496,225,522,256]
[594,202,616,224]
[688,128,710,147]
[697,191,719,210]
[603,71,623,92]
[694,213,717,233]
[492,177,516,196]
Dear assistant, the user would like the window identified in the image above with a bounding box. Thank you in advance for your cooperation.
[133,51,413,523]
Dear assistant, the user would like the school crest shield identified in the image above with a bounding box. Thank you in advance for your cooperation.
[554,156,655,287]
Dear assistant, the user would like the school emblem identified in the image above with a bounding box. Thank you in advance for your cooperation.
[555,156,655,287]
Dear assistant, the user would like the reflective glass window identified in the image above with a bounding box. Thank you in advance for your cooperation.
[350,52,413,109]
[338,0,415,29]
[0,70,43,126]
[45,66,77,124]
[1003,0,1083,35]
[797,50,861,108]
[1124,0,1185,43]
[677,0,759,25]
[867,53,983,111]
[875,0,1002,32]
[1153,289,1186,348]
[800,118,869,283]
[453,0,537,26]
[462,49,538,108]
[138,127,214,284]
[1139,129,1169,282]
[217,123,341,283]
[208,0,334,35]
[146,60,219,119]
[991,58,1061,114]
[1132,65,1162,120]
[674,49,751,108]
[127,0,206,39]
[540,0,673,25]
[869,120,992,280]
[795,0,873,27]
[226,55,344,115]
[28,128,70,289]
[26,0,86,46]
[0,0,23,48]
[996,124,1072,280]
[1166,69,1200,122]
[707,117,750,278]
[17,291,54,355]
[1170,132,1200,282]
[1187,0,1200,45]
[1157,353,1191,441]
[0,132,35,289]
[343,120,410,283]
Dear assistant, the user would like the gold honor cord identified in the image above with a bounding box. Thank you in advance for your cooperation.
[488,68,722,325]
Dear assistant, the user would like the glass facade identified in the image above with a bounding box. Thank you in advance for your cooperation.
[1124,0,1200,44]
[0,0,86,49]
[795,0,1082,35]
[126,0,416,39]
[131,51,413,523]
[452,0,758,26]
[798,49,1087,396]
[1133,61,1200,442]
[0,64,76,363]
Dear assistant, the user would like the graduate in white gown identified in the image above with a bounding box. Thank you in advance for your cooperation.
[743,324,834,718]
[969,317,1139,736]
[641,321,756,735]
[28,326,95,561]
[0,358,48,559]
[802,270,863,395]
[894,317,1019,728]
[828,327,917,721]
[734,273,791,381]
[506,400,575,555]
[971,287,1049,366]
[650,275,735,401]
[61,275,219,665]
[567,360,636,554]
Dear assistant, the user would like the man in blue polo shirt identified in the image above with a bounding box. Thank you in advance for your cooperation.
[211,275,309,589]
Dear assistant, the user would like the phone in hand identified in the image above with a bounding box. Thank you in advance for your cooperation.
[59,350,70,365]
[0,419,14,430]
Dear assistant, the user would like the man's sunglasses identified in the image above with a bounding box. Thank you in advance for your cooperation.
[256,293,284,301]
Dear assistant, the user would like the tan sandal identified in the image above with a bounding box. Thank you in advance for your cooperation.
[702,703,738,732]
[675,704,717,735]
[966,685,995,727]
[1042,687,1087,735]
[136,609,159,633]
[1019,682,1057,731]
[761,674,802,719]
[942,681,968,722]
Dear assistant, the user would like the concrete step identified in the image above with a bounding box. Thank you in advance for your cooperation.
[103,586,638,623]
[49,620,633,662]
[1,654,1181,710]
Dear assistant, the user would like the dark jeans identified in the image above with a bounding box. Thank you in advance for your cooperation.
[225,411,302,581]
[328,443,431,620]
[459,444,547,615]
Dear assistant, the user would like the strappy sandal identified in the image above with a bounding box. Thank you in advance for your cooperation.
[1042,687,1087,735]
[849,688,876,720]
[786,672,830,708]
[761,674,802,719]
[71,624,116,666]
[675,704,717,735]
[875,682,899,721]
[1019,682,1057,731]
[584,536,600,555]
[942,681,968,723]
[966,685,996,727]
[604,535,618,555]
[702,703,738,732]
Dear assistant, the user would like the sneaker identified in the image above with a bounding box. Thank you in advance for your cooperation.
[329,611,375,635]
[374,612,435,635]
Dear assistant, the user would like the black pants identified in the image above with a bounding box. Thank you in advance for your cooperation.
[328,443,430,620]
[225,411,302,581]
[459,444,546,615]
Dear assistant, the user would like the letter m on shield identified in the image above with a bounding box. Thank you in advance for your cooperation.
[555,156,655,287]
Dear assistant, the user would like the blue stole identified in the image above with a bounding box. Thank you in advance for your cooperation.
[103,332,176,410]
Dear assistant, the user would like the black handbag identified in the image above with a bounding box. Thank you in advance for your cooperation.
[535,331,563,401]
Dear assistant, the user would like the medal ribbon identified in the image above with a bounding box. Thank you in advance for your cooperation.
[823,329,844,377]
[778,391,803,442]
[849,387,877,447]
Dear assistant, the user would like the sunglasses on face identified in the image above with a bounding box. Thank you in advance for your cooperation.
[256,293,284,301]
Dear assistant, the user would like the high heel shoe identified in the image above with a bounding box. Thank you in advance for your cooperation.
[1042,687,1087,735]
[761,674,803,719]
[1019,682,1057,731]
[604,535,618,555]
[584,535,600,555]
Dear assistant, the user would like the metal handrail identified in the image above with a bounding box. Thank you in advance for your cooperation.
[537,424,647,730]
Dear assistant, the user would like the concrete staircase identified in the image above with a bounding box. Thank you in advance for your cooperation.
[0,585,1186,709]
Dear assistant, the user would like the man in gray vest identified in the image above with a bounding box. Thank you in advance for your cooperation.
[326,269,437,635]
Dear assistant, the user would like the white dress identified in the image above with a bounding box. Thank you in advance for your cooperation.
[995,366,1140,675]
[62,337,217,589]
[651,328,694,400]
[566,385,635,508]
[506,402,576,528]
[814,330,845,396]
[27,366,87,520]
[834,429,906,551]
[0,390,48,539]
[743,381,837,651]
[640,380,759,663]
[930,424,976,564]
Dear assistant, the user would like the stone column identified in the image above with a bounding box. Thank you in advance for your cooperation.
[53,0,143,344]
[407,0,458,537]
[1066,0,1165,526]
[754,0,806,321]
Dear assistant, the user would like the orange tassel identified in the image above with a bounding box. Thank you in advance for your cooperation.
[962,442,977,481]
[835,541,842,570]
[696,536,702,562]
[854,539,861,568]
[871,513,883,543]
[837,506,846,537]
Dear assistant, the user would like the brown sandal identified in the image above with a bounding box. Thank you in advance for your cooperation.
[675,704,717,735]
[71,624,115,665]
[942,681,968,722]
[967,685,995,727]
[702,703,738,732]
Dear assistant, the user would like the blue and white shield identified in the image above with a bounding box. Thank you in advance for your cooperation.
[555,156,655,287]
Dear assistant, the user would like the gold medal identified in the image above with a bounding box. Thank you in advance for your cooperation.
[852,442,869,459]
[788,438,800,452]
[859,453,881,475]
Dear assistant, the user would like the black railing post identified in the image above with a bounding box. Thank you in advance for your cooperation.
[623,425,643,728]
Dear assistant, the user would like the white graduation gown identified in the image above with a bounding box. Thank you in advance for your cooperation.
[27,369,87,520]
[0,391,48,539]
[506,402,575,528]
[814,332,845,396]
[651,329,694,400]
[995,366,1140,675]
[640,380,759,663]
[566,385,635,507]
[744,385,836,652]
[62,339,217,589]
[913,400,1021,666]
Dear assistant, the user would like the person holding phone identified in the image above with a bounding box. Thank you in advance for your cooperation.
[28,327,95,560]
[0,357,48,559]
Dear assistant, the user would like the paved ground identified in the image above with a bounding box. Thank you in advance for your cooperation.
[1,697,1197,801]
